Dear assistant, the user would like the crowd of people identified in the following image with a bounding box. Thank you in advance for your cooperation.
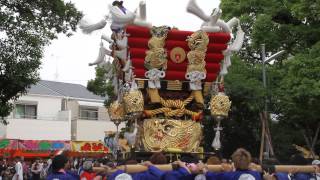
[0,148,319,180]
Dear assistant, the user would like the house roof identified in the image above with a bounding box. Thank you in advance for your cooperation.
[28,80,105,101]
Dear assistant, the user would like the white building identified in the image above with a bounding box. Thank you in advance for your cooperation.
[0,80,120,141]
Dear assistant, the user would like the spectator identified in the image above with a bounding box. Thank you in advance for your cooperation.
[312,160,320,180]
[46,155,78,180]
[40,160,49,179]
[12,157,23,180]
[0,159,7,180]
[31,158,43,180]
[80,160,98,180]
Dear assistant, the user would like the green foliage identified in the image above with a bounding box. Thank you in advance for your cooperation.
[222,58,265,157]
[220,0,320,161]
[87,66,115,107]
[221,0,320,62]
[0,0,82,124]
[275,42,320,135]
[203,58,265,157]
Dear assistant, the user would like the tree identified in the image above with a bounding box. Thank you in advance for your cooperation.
[0,0,82,124]
[273,42,320,158]
[220,0,320,63]
[220,0,320,160]
[87,66,114,106]
[222,58,265,157]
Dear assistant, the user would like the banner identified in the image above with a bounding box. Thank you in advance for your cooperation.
[0,139,18,150]
[18,140,71,151]
[71,141,108,153]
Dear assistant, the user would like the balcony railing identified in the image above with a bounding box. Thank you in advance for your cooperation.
[7,111,70,121]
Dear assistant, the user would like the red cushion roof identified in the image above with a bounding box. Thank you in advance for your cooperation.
[126,25,231,82]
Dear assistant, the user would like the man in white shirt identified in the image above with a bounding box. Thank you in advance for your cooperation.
[12,157,23,180]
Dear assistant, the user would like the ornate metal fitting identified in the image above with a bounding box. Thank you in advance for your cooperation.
[123,90,144,114]
[145,26,170,70]
[210,92,231,118]
[108,100,125,121]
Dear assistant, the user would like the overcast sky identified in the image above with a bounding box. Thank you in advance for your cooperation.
[40,0,220,85]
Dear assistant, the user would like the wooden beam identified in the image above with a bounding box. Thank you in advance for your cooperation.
[94,164,316,174]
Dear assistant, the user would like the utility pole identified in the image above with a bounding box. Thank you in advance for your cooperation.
[259,44,285,161]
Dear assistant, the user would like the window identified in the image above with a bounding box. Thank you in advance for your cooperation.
[79,106,98,120]
[15,104,37,119]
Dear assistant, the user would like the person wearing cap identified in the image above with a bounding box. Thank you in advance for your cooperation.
[312,160,320,180]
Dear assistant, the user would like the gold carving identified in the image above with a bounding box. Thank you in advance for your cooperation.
[145,26,170,70]
[187,30,209,51]
[144,95,202,120]
[186,30,209,74]
[210,92,231,117]
[123,90,144,114]
[145,48,167,70]
[170,47,186,63]
[108,101,125,120]
[143,119,202,152]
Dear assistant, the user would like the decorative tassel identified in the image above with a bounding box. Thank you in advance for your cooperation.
[89,42,111,66]
[115,48,127,61]
[101,34,114,44]
[229,27,244,51]
[116,36,128,50]
[212,124,222,150]
[79,18,107,34]
[124,120,138,146]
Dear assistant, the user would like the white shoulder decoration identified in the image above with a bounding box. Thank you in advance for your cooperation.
[186,0,245,75]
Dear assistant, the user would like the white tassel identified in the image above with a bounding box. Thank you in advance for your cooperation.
[124,120,138,146]
[79,18,107,34]
[116,36,128,50]
[139,1,146,20]
[101,34,114,44]
[89,42,111,66]
[208,8,222,26]
[216,19,231,33]
[133,1,152,27]
[227,17,240,29]
[186,0,210,22]
[115,48,127,61]
[212,125,222,150]
[229,27,244,51]
[122,59,131,72]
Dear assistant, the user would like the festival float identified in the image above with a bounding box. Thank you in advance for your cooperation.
[80,0,244,157]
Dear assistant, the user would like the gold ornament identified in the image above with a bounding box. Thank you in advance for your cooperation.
[145,48,167,70]
[144,94,202,120]
[108,101,125,121]
[123,90,144,114]
[142,119,202,152]
[186,30,209,74]
[170,47,186,63]
[145,26,170,70]
[210,92,231,117]
[186,30,209,51]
